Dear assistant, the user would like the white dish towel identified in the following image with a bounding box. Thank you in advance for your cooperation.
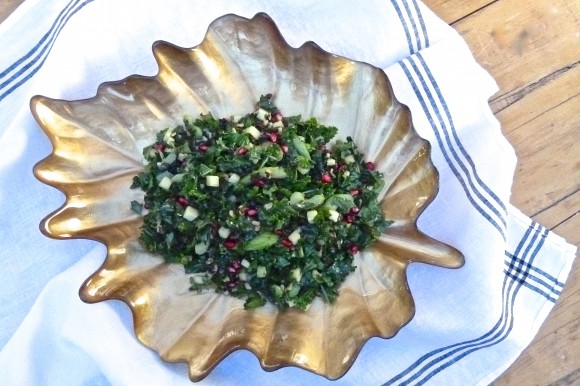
[0,0,576,385]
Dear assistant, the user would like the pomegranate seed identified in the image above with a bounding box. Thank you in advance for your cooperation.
[350,207,360,214]
[237,147,248,155]
[267,133,278,142]
[272,112,283,122]
[281,239,293,248]
[198,143,209,152]
[338,164,346,172]
[224,239,236,249]
[350,189,360,196]
[321,174,332,183]
[226,281,238,289]
[254,179,266,187]
[245,208,258,217]
[153,143,165,152]
[348,245,359,255]
[176,197,189,207]
[227,261,242,273]
[366,161,376,171]
[280,144,289,153]
[344,214,355,223]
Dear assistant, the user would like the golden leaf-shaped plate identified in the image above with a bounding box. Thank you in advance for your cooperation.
[32,13,464,381]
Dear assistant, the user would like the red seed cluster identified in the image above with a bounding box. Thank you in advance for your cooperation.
[253,179,266,187]
[321,174,332,183]
[245,208,258,217]
[176,197,189,207]
[227,260,242,273]
[272,112,283,122]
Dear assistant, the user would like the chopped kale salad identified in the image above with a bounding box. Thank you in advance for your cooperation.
[130,95,390,310]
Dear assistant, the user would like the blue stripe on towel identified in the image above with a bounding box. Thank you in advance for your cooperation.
[399,58,506,238]
[384,1,553,384]
[504,252,563,302]
[384,223,548,385]
[505,251,565,291]
[401,0,422,50]
[0,0,79,81]
[412,225,548,385]
[410,0,428,48]
[415,52,508,223]
[390,0,508,238]
[0,0,95,102]
[390,0,415,54]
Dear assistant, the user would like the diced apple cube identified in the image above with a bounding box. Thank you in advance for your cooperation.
[227,173,240,184]
[328,209,340,222]
[244,126,261,139]
[307,210,318,223]
[291,268,302,282]
[206,175,220,187]
[158,176,172,190]
[194,242,208,255]
[218,227,231,239]
[256,266,267,278]
[256,108,270,121]
[183,206,199,221]
[288,228,301,245]
[343,155,355,164]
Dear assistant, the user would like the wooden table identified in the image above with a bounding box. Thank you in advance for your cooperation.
[1,1,578,384]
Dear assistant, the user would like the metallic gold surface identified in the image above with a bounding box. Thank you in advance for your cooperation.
[31,13,464,381]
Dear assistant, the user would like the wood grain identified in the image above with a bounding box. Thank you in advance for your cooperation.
[0,0,577,385]
[0,0,22,23]
[454,1,580,100]
[423,0,496,24]
[423,0,580,385]
[501,91,579,214]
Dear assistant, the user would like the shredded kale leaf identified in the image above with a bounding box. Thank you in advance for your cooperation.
[130,95,391,310]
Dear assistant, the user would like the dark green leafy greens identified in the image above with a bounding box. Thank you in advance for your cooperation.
[130,95,391,310]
